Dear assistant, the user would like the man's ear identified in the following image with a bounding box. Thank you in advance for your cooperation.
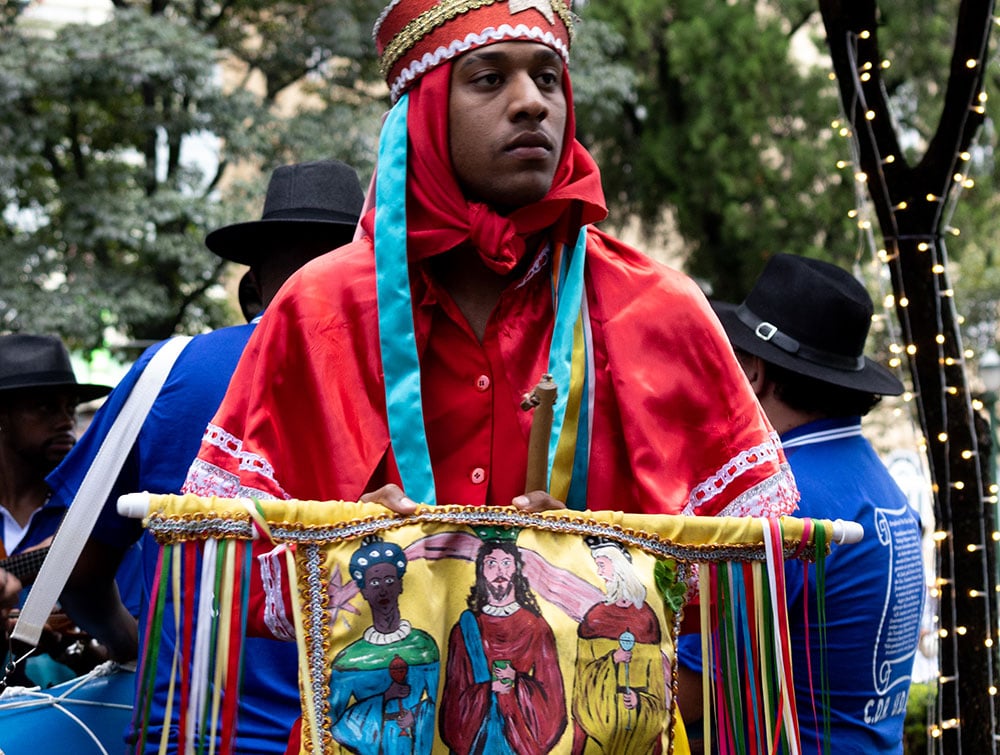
[737,353,767,396]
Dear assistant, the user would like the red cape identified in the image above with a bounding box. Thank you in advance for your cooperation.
[186,227,795,518]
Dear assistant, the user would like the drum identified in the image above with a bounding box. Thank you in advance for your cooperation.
[0,661,134,755]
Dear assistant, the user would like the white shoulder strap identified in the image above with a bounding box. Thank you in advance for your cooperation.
[11,335,193,647]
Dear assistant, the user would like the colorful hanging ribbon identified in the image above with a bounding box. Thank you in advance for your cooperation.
[134,523,256,754]
[698,518,824,755]
[546,231,593,510]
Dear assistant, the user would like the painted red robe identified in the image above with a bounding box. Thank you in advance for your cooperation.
[440,608,566,754]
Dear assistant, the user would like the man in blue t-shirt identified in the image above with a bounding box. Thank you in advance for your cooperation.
[677,254,926,754]
[43,159,364,753]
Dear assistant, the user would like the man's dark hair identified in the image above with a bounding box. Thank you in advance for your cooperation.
[466,541,541,616]
[764,360,883,418]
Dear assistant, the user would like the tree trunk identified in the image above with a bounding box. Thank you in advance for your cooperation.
[818,1,999,751]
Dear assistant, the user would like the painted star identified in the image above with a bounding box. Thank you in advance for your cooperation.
[326,562,361,629]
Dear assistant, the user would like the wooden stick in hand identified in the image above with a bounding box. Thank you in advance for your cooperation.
[522,374,557,494]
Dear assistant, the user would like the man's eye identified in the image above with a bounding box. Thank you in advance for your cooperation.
[473,72,502,87]
[28,400,72,416]
[536,71,560,88]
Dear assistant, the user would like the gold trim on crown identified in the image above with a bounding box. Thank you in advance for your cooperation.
[379,0,574,80]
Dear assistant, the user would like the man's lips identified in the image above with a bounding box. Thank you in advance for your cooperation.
[505,132,553,158]
[47,435,76,453]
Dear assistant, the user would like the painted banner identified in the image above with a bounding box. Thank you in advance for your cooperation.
[134,496,840,754]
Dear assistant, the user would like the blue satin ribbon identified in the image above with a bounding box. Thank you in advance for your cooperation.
[373,94,437,505]
[565,340,591,511]
[546,227,587,506]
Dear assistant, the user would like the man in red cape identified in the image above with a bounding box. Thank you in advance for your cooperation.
[184,0,796,523]
[183,0,798,750]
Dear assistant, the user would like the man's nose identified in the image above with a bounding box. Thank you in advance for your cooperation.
[508,73,548,121]
[54,403,77,428]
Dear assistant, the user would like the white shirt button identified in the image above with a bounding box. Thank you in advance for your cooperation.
[471,467,486,484]
[476,375,491,391]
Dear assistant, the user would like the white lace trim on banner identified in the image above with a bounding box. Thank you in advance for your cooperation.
[183,423,289,499]
[705,464,798,518]
[259,545,296,642]
[205,423,278,478]
[184,458,283,501]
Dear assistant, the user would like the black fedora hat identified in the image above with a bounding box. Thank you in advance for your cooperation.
[713,254,904,396]
[206,160,365,265]
[0,334,112,402]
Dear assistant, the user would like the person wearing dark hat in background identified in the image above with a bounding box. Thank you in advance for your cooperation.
[44,159,365,754]
[676,254,925,754]
[0,333,113,687]
[0,335,111,551]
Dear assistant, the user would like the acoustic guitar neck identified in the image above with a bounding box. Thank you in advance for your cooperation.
[0,545,51,587]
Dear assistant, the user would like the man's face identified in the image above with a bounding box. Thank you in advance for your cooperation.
[0,388,78,472]
[482,547,517,604]
[449,41,567,212]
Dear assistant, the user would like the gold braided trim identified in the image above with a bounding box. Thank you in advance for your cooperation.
[379,0,574,79]
[143,500,830,563]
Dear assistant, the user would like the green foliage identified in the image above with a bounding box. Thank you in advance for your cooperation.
[868,0,1000,347]
[1,10,230,348]
[576,0,857,301]
[653,558,688,613]
[903,682,934,753]
[568,18,639,139]
[0,1,384,352]
[944,216,1000,355]
[575,0,1000,345]
[2,0,997,354]
[873,0,961,155]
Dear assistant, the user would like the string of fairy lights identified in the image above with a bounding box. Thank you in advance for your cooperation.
[828,20,999,747]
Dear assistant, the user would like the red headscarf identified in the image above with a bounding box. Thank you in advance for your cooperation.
[361,62,608,273]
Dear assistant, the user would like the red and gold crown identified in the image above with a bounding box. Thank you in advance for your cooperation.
[374,0,575,102]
